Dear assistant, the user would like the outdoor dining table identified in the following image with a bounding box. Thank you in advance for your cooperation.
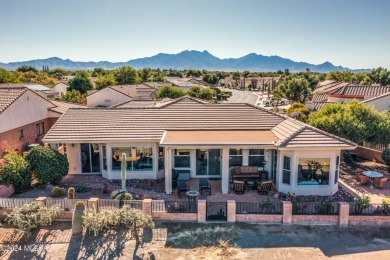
[362,171,384,184]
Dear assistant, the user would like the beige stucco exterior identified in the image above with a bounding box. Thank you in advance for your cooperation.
[364,94,390,112]
[87,88,131,107]
[52,83,68,96]
[0,90,55,133]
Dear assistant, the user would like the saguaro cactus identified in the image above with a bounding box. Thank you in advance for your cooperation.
[72,201,85,235]
[121,152,127,192]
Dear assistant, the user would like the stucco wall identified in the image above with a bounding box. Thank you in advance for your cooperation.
[0,91,54,133]
[364,95,390,112]
[277,149,340,196]
[53,83,68,96]
[87,88,131,107]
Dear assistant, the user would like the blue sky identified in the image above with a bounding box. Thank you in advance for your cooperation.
[1,0,389,69]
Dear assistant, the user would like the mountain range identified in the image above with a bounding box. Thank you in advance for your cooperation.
[0,50,366,72]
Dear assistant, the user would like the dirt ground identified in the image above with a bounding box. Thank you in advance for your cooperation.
[0,221,389,260]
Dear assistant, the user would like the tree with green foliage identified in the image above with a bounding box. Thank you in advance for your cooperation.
[307,101,390,144]
[68,72,93,94]
[0,68,18,83]
[273,76,311,103]
[382,149,390,170]
[91,68,106,77]
[198,87,216,101]
[325,70,353,83]
[152,71,165,82]
[25,146,69,184]
[202,73,219,85]
[95,73,117,90]
[369,67,390,85]
[187,86,202,97]
[156,85,186,99]
[0,143,31,192]
[114,66,141,85]
[16,65,38,73]
[139,68,152,82]
[60,90,86,104]
[287,103,311,122]
[48,68,69,80]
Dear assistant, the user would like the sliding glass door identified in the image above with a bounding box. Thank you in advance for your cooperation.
[196,149,221,177]
[81,143,101,173]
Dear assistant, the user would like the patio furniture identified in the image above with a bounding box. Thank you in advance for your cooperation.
[362,171,383,185]
[177,180,189,198]
[245,180,257,192]
[230,166,260,182]
[257,181,272,195]
[259,170,269,180]
[233,180,245,195]
[374,177,388,189]
[358,175,369,185]
[199,178,211,196]
[186,190,200,209]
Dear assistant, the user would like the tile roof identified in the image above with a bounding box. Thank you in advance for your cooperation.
[0,87,28,114]
[88,84,157,99]
[49,100,86,114]
[330,85,390,97]
[311,94,328,103]
[362,91,390,103]
[112,98,172,108]
[43,96,356,149]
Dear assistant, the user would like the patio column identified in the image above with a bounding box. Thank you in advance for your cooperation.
[165,147,172,194]
[221,147,229,194]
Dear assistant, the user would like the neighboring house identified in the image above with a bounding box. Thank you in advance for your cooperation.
[86,84,157,107]
[112,98,172,108]
[46,82,68,96]
[0,86,84,157]
[43,96,356,196]
[307,82,390,111]
[165,77,209,91]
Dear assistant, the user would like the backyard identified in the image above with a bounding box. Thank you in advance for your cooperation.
[0,222,389,259]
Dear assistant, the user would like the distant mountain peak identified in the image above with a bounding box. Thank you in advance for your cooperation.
[0,50,366,72]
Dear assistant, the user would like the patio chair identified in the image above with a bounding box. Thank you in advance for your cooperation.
[374,177,388,189]
[257,181,272,195]
[233,180,245,195]
[358,175,369,185]
[177,180,189,198]
[199,178,211,196]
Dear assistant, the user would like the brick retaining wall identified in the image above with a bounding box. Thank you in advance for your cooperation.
[349,215,390,226]
[292,215,338,225]
[236,214,282,223]
[355,146,384,164]
[152,212,197,221]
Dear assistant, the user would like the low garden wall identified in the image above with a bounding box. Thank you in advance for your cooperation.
[0,197,389,227]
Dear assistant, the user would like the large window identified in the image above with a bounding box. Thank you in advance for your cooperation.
[174,149,191,168]
[112,146,153,171]
[229,149,243,167]
[196,149,221,176]
[297,158,330,185]
[36,122,44,137]
[248,149,265,167]
[282,156,291,185]
[81,143,101,173]
[335,156,340,184]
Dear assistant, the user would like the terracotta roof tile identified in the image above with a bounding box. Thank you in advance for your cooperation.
[0,87,28,114]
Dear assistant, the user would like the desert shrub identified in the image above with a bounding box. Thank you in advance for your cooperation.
[83,206,153,240]
[351,195,370,214]
[25,146,69,184]
[6,202,59,237]
[110,189,121,199]
[382,148,390,169]
[0,146,31,192]
[382,198,390,215]
[75,184,89,193]
[114,192,133,200]
[76,200,86,207]
[52,186,65,197]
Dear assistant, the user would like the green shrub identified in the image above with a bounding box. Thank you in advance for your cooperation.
[25,146,69,184]
[75,184,89,193]
[382,198,390,215]
[52,186,65,197]
[351,195,370,214]
[382,148,390,169]
[0,147,31,192]
[6,202,59,237]
[76,200,85,207]
[114,192,133,200]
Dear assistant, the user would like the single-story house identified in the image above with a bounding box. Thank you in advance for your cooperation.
[307,82,390,111]
[43,96,356,196]
[0,85,84,157]
[46,82,68,96]
[86,84,157,107]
